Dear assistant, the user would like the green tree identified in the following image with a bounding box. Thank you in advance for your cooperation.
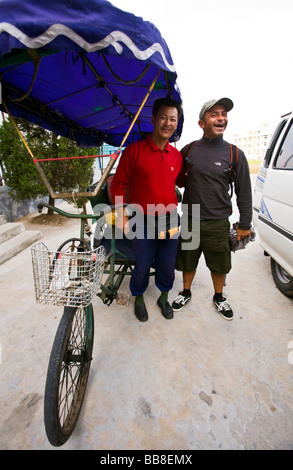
[0,117,98,213]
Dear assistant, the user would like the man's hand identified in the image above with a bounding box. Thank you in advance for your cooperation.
[236,227,251,241]
[115,207,129,234]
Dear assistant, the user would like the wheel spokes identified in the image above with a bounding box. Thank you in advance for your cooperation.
[57,307,90,431]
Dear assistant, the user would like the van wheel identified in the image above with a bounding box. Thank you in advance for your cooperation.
[270,258,293,297]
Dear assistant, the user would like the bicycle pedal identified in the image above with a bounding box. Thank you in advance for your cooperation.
[116,293,131,305]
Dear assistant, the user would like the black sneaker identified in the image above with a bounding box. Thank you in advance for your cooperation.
[213,296,233,320]
[172,291,192,311]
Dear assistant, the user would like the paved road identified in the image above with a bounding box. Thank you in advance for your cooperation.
[0,190,293,450]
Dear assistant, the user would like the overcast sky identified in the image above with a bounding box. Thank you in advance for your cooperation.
[112,0,293,146]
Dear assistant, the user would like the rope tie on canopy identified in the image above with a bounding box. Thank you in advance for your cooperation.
[10,49,41,102]
[101,53,151,84]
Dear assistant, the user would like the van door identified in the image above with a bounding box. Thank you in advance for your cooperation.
[257,117,293,278]
[253,119,287,229]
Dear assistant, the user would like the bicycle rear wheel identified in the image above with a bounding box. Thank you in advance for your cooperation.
[44,303,94,446]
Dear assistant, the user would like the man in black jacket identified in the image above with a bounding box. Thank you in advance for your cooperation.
[172,98,252,320]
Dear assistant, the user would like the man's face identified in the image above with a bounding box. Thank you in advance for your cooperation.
[199,104,228,139]
[151,105,178,141]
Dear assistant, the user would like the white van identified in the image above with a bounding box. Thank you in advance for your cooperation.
[253,112,293,297]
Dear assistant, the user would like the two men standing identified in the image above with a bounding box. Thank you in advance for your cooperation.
[111,97,252,322]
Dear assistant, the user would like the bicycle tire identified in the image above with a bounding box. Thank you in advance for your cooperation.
[44,303,94,446]
[56,237,90,254]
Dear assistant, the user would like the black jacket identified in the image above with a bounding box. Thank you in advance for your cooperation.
[176,136,252,230]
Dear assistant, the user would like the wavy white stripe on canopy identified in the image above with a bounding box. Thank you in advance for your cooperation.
[0,22,176,73]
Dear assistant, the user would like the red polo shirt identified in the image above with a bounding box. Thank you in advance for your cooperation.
[110,135,182,215]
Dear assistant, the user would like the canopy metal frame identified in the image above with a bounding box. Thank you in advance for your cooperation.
[3,68,161,199]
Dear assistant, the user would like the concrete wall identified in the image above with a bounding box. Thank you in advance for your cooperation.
[0,186,48,222]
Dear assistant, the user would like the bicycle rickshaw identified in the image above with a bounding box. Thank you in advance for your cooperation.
[0,0,183,446]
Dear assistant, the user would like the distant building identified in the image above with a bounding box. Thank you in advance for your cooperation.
[93,143,123,181]
[233,123,275,160]
[102,143,120,156]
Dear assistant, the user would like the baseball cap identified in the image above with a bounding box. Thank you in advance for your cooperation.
[199,98,234,120]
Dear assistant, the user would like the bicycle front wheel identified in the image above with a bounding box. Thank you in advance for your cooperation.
[44,303,94,447]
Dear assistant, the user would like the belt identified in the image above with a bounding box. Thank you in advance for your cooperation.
[145,211,179,239]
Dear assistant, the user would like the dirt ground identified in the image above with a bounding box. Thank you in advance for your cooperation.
[16,210,73,228]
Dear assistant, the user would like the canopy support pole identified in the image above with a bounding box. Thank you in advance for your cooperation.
[2,100,55,198]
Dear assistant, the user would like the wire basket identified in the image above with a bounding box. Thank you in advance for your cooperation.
[31,242,106,307]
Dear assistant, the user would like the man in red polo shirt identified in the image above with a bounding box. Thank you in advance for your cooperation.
[111,97,183,322]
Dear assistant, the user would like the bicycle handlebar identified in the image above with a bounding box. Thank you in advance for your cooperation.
[37,202,128,220]
[37,203,93,219]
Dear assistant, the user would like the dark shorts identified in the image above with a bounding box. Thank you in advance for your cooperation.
[176,217,231,274]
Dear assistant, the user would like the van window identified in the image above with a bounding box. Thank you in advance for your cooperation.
[264,119,287,168]
[274,119,293,169]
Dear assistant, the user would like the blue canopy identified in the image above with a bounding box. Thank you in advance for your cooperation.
[0,0,183,147]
